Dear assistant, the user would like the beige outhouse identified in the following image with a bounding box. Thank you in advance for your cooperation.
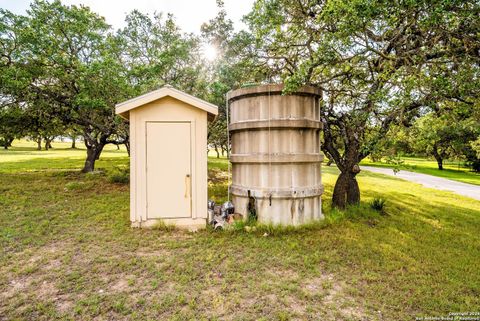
[116,85,218,229]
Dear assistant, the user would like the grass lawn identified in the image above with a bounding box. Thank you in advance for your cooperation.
[1,140,480,320]
[361,156,480,186]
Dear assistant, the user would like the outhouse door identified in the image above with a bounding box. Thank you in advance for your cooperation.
[146,121,192,219]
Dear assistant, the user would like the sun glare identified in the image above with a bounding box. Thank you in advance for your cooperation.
[203,44,218,61]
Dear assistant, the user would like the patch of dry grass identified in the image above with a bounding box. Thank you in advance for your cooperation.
[1,144,479,320]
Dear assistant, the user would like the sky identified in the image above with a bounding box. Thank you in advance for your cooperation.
[0,0,255,33]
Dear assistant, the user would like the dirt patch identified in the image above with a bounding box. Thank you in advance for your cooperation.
[266,266,300,280]
[55,296,74,314]
[303,273,368,320]
[200,285,227,315]
[44,258,63,271]
[5,278,30,295]
[1,276,60,304]
[110,277,131,292]
[37,280,59,299]
[135,248,172,258]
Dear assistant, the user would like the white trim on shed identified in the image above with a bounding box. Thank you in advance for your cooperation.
[115,85,218,120]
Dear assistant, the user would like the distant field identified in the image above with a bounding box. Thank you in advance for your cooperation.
[1,140,480,320]
[0,139,127,160]
[0,139,128,172]
[361,156,480,186]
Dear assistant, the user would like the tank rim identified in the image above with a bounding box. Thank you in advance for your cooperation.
[226,83,321,102]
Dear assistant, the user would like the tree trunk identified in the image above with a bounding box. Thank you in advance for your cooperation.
[37,137,42,150]
[346,175,360,205]
[82,144,105,173]
[81,136,106,173]
[332,172,349,209]
[432,144,443,170]
[214,144,220,158]
[95,148,102,160]
[332,171,360,209]
[125,141,130,156]
[436,158,443,170]
[44,137,51,151]
[71,136,76,149]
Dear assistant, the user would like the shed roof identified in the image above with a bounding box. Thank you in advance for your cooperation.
[115,85,219,120]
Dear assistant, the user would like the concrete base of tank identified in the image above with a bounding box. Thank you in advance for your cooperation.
[231,185,324,226]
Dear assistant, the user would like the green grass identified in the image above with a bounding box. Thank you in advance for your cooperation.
[1,141,480,320]
[361,156,480,186]
[0,139,128,173]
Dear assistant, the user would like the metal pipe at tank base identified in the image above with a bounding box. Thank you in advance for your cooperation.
[227,84,324,226]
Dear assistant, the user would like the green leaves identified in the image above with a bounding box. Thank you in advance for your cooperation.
[244,0,480,200]
[410,109,480,168]
[1,0,218,170]
[118,10,204,94]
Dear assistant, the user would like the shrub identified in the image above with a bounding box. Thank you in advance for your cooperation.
[465,158,480,173]
[370,197,386,214]
[107,166,129,184]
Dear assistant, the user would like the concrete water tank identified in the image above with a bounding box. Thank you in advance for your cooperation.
[227,84,324,225]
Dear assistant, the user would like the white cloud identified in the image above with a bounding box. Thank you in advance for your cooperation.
[0,0,255,33]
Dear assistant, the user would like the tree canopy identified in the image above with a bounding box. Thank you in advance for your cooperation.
[0,0,211,171]
[244,0,480,208]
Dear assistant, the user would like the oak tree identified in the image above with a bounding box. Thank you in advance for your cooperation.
[246,0,480,208]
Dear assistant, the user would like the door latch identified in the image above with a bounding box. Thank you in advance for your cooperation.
[185,174,191,198]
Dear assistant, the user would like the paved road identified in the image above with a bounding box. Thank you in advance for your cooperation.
[361,166,480,201]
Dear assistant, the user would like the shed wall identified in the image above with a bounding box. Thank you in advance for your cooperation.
[130,96,208,228]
